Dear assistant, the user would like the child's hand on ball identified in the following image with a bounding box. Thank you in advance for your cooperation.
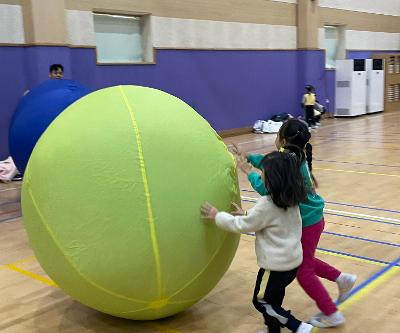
[200,202,218,220]
[236,155,253,175]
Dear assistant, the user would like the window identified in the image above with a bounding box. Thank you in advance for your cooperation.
[324,26,338,69]
[323,25,346,69]
[93,13,152,64]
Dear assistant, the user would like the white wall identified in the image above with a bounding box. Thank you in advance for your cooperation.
[152,17,296,49]
[320,26,400,52]
[270,0,296,3]
[0,4,25,43]
[346,30,400,50]
[66,10,297,49]
[318,28,325,49]
[66,10,96,46]
[319,0,400,17]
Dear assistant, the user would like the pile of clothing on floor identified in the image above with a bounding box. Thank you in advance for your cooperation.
[253,102,327,133]
[252,113,293,134]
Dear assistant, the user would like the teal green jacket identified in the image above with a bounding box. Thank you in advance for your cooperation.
[247,154,324,228]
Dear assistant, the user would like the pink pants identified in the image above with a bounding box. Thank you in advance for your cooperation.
[297,219,341,315]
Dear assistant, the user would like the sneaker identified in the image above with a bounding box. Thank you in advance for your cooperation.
[296,322,314,333]
[309,311,345,328]
[337,273,357,303]
[311,125,318,129]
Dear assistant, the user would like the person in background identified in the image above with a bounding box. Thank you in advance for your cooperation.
[49,64,64,79]
[23,64,65,96]
[302,85,317,129]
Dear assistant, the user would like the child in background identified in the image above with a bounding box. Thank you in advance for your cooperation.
[201,151,314,333]
[302,85,317,129]
[232,119,356,328]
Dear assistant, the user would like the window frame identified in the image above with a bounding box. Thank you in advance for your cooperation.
[93,11,155,65]
[323,24,346,70]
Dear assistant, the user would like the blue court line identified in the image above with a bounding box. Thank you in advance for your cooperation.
[241,189,400,214]
[241,200,400,247]
[314,137,400,147]
[314,159,400,169]
[241,198,400,226]
[325,212,400,227]
[316,139,400,145]
[325,201,400,214]
[323,231,400,248]
[317,248,399,267]
[245,232,399,267]
[340,256,400,303]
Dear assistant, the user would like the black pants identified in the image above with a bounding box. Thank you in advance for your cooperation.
[305,105,315,127]
[252,268,302,333]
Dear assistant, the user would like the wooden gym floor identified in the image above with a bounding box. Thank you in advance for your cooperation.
[1,112,399,332]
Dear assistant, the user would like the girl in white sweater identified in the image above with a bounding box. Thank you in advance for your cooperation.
[201,151,314,333]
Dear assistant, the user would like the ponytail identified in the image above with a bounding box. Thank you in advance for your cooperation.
[282,144,305,165]
[278,119,318,187]
[305,142,318,187]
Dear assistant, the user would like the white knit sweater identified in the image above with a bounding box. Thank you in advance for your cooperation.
[215,196,303,271]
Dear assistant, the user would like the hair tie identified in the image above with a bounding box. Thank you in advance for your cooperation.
[288,152,297,160]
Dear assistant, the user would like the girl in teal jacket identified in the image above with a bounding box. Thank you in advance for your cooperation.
[233,119,356,328]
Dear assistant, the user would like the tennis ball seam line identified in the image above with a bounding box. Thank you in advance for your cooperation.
[25,183,149,304]
[167,233,229,300]
[119,86,163,297]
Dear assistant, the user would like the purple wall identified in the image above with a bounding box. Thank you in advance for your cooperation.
[71,48,302,130]
[24,46,72,88]
[1,47,27,160]
[347,50,400,59]
[0,46,337,159]
[297,50,336,113]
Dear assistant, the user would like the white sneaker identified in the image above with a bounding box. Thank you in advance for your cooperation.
[309,311,345,328]
[337,273,357,303]
[296,322,314,333]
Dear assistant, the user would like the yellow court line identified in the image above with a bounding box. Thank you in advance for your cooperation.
[4,245,396,333]
[340,266,399,312]
[119,86,162,297]
[10,255,36,265]
[314,265,400,332]
[5,265,183,333]
[315,249,388,267]
[0,255,36,270]
[314,167,400,178]
[5,264,57,287]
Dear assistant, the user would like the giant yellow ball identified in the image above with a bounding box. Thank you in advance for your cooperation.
[22,85,240,320]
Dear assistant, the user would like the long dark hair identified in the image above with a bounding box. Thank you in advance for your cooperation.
[278,119,318,187]
[261,151,307,210]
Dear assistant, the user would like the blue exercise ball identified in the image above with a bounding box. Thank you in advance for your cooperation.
[9,79,91,174]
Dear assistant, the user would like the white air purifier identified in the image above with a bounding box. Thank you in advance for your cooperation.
[335,59,367,117]
[366,59,385,113]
